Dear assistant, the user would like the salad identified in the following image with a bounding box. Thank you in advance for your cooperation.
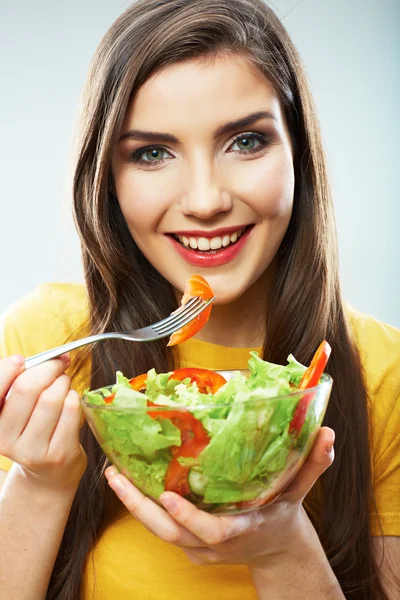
[83,342,331,511]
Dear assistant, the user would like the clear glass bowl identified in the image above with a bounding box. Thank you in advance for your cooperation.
[81,370,332,514]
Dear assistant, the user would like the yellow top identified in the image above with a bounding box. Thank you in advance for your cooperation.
[1,283,399,600]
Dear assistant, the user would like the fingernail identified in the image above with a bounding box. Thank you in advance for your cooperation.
[59,353,71,365]
[105,467,118,479]
[326,433,335,454]
[108,476,126,498]
[10,354,25,367]
[160,495,178,514]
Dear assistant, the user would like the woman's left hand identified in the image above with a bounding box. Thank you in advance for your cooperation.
[105,426,334,567]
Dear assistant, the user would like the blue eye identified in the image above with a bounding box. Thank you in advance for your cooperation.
[228,133,270,154]
[131,146,172,164]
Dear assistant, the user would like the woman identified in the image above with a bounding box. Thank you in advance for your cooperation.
[0,1,399,598]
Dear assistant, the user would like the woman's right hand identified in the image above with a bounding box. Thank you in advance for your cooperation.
[0,354,87,492]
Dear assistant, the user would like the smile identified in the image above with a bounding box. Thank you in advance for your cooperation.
[175,227,247,253]
[166,225,254,267]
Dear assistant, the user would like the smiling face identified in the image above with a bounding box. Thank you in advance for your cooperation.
[112,54,295,304]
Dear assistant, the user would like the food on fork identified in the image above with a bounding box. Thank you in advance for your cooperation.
[167,275,213,346]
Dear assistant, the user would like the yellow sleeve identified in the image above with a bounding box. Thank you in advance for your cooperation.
[370,391,400,536]
[0,283,90,472]
[348,307,400,536]
[0,455,13,472]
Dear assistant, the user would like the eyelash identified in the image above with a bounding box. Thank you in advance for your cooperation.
[129,132,272,166]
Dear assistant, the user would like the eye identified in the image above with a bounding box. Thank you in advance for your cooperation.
[130,146,173,164]
[227,133,270,154]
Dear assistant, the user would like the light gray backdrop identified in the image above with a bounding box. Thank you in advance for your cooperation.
[0,0,399,326]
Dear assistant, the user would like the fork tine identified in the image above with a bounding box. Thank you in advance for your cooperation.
[152,297,202,332]
[155,297,215,336]
[153,298,204,333]
[149,297,199,332]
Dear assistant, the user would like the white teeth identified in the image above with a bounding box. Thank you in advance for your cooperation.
[197,237,210,251]
[210,236,222,250]
[177,227,247,251]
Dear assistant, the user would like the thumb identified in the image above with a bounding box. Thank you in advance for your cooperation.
[283,426,335,502]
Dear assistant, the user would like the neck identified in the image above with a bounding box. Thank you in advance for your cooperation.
[192,269,273,348]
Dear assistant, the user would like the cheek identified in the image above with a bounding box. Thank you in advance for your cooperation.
[230,152,294,218]
[114,169,175,233]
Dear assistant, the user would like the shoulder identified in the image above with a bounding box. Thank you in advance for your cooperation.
[0,283,89,357]
[346,305,400,477]
[346,304,400,397]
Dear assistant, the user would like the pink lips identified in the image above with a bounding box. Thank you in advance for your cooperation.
[167,226,253,267]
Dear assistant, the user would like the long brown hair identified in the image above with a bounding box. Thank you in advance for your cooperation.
[47,1,387,598]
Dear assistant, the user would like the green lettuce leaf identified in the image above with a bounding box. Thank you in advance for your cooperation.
[144,368,185,400]
[196,390,298,484]
[117,452,171,498]
[247,351,306,393]
[97,386,181,459]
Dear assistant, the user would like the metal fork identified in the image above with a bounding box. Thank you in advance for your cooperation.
[25,296,215,370]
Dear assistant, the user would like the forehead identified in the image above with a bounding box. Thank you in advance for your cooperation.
[123,54,282,130]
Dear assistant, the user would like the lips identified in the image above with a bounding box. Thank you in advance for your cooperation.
[166,225,254,267]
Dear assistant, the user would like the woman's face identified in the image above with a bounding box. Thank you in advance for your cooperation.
[112,54,295,303]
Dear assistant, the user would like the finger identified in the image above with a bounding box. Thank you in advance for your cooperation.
[0,356,71,442]
[20,374,71,446]
[0,355,25,410]
[159,492,262,546]
[283,426,335,501]
[105,469,204,548]
[48,389,83,454]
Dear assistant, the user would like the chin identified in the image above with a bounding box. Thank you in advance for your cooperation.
[211,287,246,305]
[167,265,267,305]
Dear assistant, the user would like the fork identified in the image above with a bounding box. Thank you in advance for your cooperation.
[24,296,215,370]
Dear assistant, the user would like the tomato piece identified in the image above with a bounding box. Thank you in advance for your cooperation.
[129,367,226,395]
[104,393,115,404]
[170,368,226,394]
[128,373,148,392]
[167,275,214,347]
[147,401,207,440]
[289,341,332,435]
[164,437,210,496]
[164,457,192,496]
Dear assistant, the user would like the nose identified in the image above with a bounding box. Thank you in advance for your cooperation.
[180,161,232,219]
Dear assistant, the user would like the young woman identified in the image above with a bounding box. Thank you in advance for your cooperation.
[0,1,399,599]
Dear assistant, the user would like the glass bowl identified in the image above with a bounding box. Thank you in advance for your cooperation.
[81,370,332,514]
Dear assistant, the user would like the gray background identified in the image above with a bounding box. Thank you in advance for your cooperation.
[0,0,399,326]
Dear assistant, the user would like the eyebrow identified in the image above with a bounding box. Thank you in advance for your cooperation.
[118,111,276,144]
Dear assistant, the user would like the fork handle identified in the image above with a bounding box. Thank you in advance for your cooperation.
[24,332,117,370]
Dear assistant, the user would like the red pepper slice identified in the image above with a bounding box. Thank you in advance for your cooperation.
[167,275,214,347]
[147,400,211,496]
[288,340,331,435]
